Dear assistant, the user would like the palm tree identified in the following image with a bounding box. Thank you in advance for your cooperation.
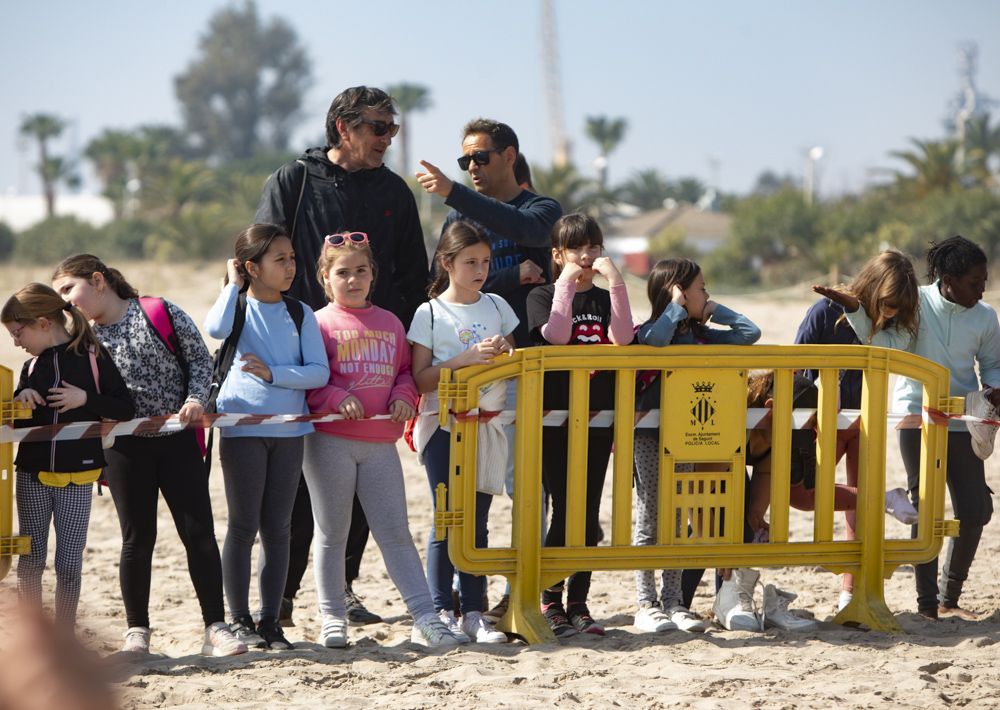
[20,113,71,217]
[142,159,217,218]
[531,162,594,214]
[963,113,1000,188]
[584,115,627,190]
[620,168,673,211]
[85,129,140,219]
[889,138,961,198]
[387,83,432,175]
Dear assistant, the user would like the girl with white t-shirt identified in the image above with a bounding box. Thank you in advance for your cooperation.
[408,220,518,644]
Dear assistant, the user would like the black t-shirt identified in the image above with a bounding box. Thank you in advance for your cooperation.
[526,283,617,411]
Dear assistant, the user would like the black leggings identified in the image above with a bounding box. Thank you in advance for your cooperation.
[283,473,370,600]
[899,429,993,611]
[541,427,613,607]
[103,430,224,628]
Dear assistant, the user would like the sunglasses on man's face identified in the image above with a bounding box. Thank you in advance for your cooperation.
[325,232,369,247]
[359,119,400,137]
[457,149,502,171]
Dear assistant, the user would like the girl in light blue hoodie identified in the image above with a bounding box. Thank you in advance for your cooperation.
[826,236,1000,621]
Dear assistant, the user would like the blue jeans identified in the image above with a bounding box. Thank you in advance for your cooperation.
[424,427,493,613]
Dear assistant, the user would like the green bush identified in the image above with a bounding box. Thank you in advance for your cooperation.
[14,217,102,264]
[0,221,14,261]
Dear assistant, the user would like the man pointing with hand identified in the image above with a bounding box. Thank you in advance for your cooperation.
[417,119,561,347]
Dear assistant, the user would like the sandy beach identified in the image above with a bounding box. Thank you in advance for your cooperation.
[2,263,999,709]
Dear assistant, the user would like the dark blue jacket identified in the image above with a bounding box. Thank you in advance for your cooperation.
[794,298,862,409]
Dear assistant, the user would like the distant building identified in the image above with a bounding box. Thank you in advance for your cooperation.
[0,193,113,231]
[606,204,733,276]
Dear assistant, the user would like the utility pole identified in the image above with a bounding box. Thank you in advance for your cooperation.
[541,0,571,166]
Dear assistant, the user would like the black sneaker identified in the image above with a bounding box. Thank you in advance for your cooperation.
[278,596,294,628]
[542,603,578,638]
[230,615,266,649]
[567,604,605,636]
[346,584,382,626]
[257,617,293,650]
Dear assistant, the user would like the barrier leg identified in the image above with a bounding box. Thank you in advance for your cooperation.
[834,364,902,633]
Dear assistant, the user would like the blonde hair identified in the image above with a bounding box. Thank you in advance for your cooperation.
[315,237,378,303]
[840,250,919,341]
[1,282,101,356]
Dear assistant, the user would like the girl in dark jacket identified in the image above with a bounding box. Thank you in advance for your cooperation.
[2,283,135,626]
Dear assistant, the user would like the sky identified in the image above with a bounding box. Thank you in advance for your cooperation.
[3,0,999,199]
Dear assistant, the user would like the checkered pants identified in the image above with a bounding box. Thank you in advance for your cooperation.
[16,470,93,625]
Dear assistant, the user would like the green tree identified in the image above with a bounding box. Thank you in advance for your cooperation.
[174,0,312,162]
[142,159,217,218]
[963,113,1000,188]
[889,138,961,198]
[20,113,78,217]
[14,216,101,263]
[84,129,141,219]
[584,115,627,190]
[531,163,594,214]
[619,169,672,211]
[386,83,431,176]
[672,177,706,205]
[0,222,14,261]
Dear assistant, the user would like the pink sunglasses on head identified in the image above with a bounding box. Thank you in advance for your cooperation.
[325,232,369,247]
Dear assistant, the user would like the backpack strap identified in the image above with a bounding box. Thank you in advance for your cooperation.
[485,293,502,316]
[207,292,249,413]
[289,159,308,238]
[138,296,191,395]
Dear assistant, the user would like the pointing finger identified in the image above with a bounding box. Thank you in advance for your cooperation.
[418,160,439,174]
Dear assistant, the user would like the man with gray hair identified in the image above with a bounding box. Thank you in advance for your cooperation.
[255,85,429,630]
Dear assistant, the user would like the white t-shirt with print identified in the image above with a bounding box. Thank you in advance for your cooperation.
[407,293,519,362]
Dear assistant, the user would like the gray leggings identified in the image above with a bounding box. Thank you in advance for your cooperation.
[220,436,303,620]
[633,433,686,609]
[303,433,435,621]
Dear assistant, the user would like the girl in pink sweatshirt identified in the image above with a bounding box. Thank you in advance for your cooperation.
[302,232,461,650]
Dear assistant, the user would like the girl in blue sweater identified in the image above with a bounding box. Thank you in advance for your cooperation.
[204,223,330,648]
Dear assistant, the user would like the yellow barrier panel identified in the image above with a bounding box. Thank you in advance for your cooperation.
[434,344,958,643]
[0,364,32,581]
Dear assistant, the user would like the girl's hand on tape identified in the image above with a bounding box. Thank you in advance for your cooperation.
[241,353,272,383]
[389,399,415,423]
[46,381,87,413]
[339,395,365,420]
[459,340,500,366]
[14,388,45,410]
[178,401,204,424]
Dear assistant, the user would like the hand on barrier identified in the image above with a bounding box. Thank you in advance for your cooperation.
[14,388,45,410]
[178,401,204,425]
[338,395,365,420]
[388,399,415,423]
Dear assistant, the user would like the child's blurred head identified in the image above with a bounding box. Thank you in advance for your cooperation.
[926,235,988,309]
[2,283,96,356]
[646,258,702,322]
[317,232,377,306]
[428,221,492,298]
[233,223,294,292]
[550,213,603,279]
[848,249,919,338]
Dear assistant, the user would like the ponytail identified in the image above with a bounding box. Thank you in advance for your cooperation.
[1,283,102,357]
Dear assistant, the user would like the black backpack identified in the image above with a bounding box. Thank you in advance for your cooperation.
[204,292,306,472]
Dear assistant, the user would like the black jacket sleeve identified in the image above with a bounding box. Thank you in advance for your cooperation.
[254,161,306,231]
[88,349,135,421]
[391,182,430,328]
[444,184,562,248]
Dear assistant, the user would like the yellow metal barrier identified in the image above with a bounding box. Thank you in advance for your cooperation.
[0,364,32,581]
[433,344,957,643]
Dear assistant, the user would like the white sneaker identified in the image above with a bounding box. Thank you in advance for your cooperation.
[634,604,676,633]
[202,621,249,657]
[667,606,708,633]
[460,611,507,643]
[319,616,348,648]
[122,626,151,654]
[713,568,762,631]
[838,590,853,612]
[884,487,918,525]
[762,584,818,632]
[411,613,462,648]
[438,609,471,644]
[965,388,998,460]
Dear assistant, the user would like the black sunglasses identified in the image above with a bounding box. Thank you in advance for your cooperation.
[359,119,400,137]
[457,149,502,171]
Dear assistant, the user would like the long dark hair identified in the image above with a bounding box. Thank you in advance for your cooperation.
[645,258,702,325]
[51,254,139,300]
[231,223,291,292]
[2,282,101,356]
[428,221,492,298]
[550,213,603,279]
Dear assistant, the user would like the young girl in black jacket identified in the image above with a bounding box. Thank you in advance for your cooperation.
[3,283,134,626]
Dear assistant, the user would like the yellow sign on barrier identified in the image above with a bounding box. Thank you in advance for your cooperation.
[434,344,959,643]
[0,364,32,581]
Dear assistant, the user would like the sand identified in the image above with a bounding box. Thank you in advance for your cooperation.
[2,263,999,709]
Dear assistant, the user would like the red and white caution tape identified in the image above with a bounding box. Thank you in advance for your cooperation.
[1,405,987,445]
